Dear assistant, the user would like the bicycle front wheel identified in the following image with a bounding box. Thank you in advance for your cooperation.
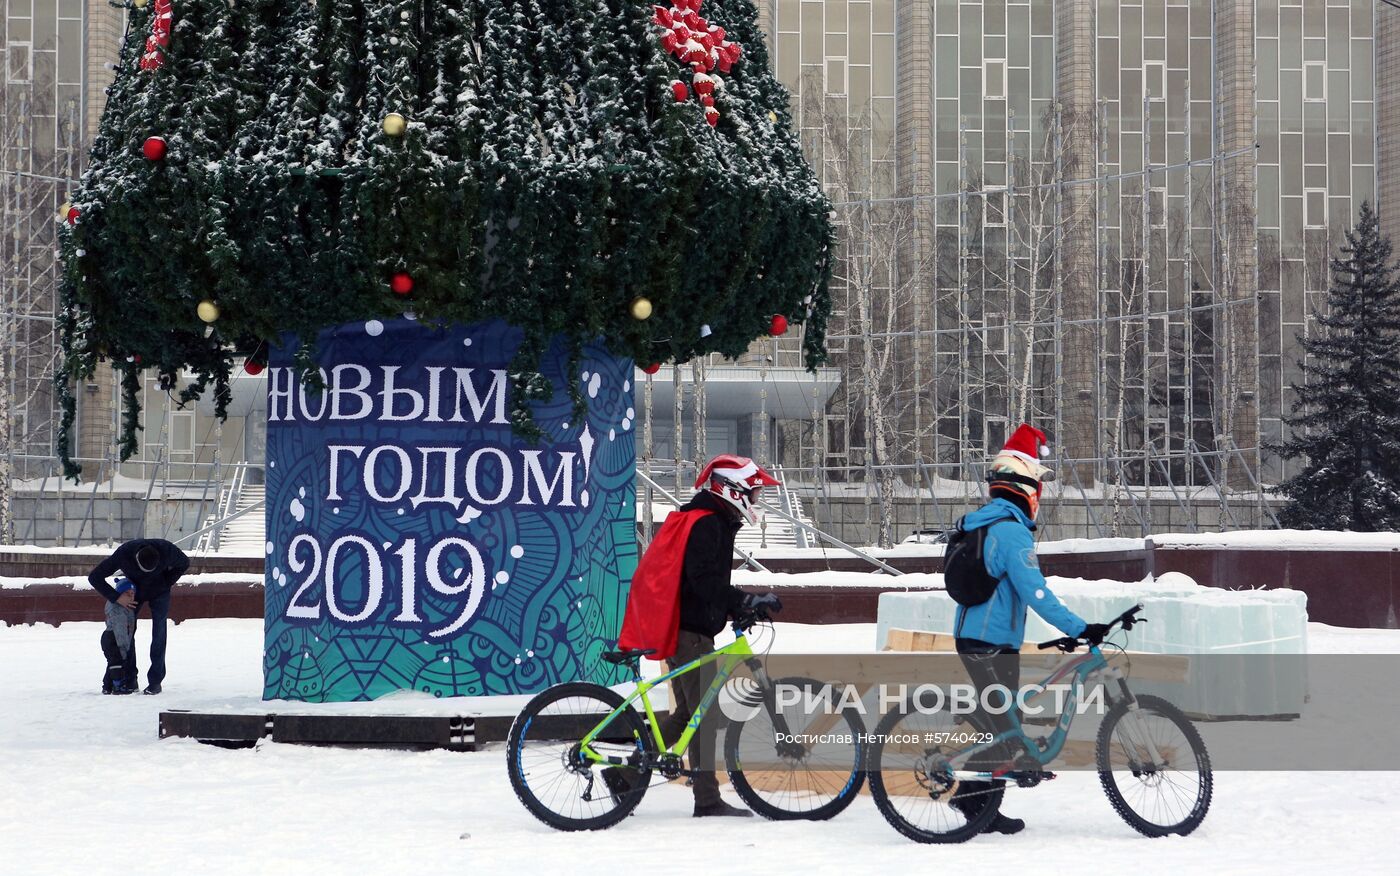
[1096,693,1213,837]
[724,676,866,820]
[507,682,656,831]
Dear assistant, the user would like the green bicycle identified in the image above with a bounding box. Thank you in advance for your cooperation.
[867,604,1213,843]
[506,604,866,830]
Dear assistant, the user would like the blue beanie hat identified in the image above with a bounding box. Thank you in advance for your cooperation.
[114,578,135,596]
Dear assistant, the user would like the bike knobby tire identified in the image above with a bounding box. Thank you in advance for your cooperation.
[507,682,657,831]
[1095,693,1213,837]
[866,707,1004,843]
[724,676,866,820]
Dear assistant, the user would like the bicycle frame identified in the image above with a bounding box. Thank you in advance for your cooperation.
[940,643,1164,781]
[577,631,770,767]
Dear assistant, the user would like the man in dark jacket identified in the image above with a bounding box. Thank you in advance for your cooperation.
[655,454,781,817]
[88,538,190,695]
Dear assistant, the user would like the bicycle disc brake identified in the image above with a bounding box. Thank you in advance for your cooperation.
[914,751,957,802]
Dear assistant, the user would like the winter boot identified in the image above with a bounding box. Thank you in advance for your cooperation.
[110,678,136,696]
[693,799,752,818]
[143,683,162,696]
[985,813,1026,834]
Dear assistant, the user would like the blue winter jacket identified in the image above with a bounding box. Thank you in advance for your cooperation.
[951,498,1087,649]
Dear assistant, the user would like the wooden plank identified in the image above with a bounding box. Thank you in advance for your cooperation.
[883,628,913,651]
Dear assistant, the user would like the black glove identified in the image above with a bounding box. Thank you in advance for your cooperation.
[1080,623,1111,645]
[742,592,783,616]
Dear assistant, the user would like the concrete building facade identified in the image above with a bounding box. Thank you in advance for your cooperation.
[764,0,1396,500]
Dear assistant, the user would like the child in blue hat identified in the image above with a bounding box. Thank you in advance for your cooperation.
[101,578,138,695]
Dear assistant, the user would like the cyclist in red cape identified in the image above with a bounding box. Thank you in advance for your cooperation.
[616,453,782,817]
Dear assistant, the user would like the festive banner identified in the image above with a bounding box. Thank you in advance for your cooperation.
[262,319,636,701]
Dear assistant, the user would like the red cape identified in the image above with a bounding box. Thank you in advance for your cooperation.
[617,508,713,661]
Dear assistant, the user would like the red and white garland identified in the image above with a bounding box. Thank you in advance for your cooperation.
[653,0,742,127]
[139,0,174,71]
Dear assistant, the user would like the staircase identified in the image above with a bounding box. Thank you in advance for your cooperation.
[197,467,267,555]
[215,483,266,554]
[734,466,813,551]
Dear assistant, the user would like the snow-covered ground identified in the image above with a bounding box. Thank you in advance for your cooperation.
[3,620,1398,875]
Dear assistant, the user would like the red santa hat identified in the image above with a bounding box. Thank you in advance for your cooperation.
[997,424,1051,466]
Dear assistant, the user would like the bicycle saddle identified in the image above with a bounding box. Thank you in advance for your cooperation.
[602,648,657,665]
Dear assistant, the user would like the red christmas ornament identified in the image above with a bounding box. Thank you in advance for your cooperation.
[390,272,414,295]
[642,362,662,375]
[652,4,672,26]
[770,314,789,336]
[701,95,715,107]
[244,358,266,376]
[710,26,726,42]
[66,206,80,225]
[670,80,689,102]
[692,72,714,96]
[704,106,720,127]
[142,135,167,161]
[139,0,173,71]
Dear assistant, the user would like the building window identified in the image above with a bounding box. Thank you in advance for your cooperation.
[826,57,847,95]
[8,43,32,83]
[171,411,195,454]
[1144,61,1165,100]
[1304,189,1327,228]
[1304,61,1325,102]
[984,187,1007,226]
[985,59,1006,99]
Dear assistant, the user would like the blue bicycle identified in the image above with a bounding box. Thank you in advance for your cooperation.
[867,604,1212,842]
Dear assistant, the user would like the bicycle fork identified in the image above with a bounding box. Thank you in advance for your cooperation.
[1105,666,1169,770]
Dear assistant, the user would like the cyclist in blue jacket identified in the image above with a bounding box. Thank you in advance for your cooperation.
[950,424,1110,835]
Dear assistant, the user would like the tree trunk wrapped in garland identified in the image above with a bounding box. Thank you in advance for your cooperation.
[1274,201,1400,531]
[56,0,832,476]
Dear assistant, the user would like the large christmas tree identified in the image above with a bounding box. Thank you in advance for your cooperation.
[57,0,832,474]
[1275,201,1400,531]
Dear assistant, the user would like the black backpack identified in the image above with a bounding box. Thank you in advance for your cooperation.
[942,516,1001,607]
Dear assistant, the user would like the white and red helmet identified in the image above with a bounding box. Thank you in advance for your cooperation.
[695,454,780,525]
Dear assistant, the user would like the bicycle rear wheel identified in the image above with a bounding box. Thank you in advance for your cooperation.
[724,676,866,820]
[866,708,1003,843]
[1096,693,1212,837]
[507,682,656,831]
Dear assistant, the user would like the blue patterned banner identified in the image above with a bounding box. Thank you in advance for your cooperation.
[263,319,636,701]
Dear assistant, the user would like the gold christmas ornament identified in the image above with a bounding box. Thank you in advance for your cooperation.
[382,112,407,137]
[59,201,72,222]
[196,299,220,323]
[768,110,778,123]
[629,296,653,320]
[133,0,149,7]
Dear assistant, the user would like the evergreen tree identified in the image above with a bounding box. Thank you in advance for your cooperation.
[1275,201,1400,530]
[58,0,832,475]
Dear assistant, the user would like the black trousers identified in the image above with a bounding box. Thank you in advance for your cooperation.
[100,630,128,689]
[659,630,723,806]
[100,591,172,691]
[952,638,1023,812]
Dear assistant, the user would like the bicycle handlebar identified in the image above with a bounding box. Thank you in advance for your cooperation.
[1036,603,1145,652]
[734,602,782,632]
